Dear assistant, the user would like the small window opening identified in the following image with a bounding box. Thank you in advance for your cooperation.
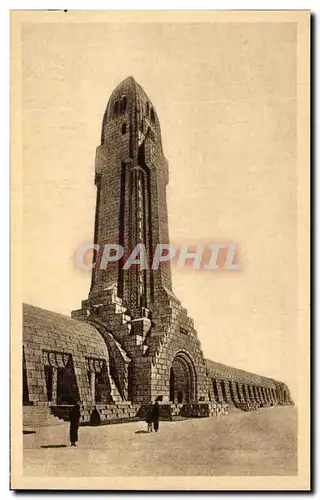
[120,96,127,113]
[122,123,127,135]
[150,107,155,123]
[114,100,120,116]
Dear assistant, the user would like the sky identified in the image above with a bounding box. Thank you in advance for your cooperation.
[21,20,297,398]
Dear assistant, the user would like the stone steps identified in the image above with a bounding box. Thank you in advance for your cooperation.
[23,406,64,428]
[51,403,141,425]
[82,403,141,424]
[208,402,230,417]
[234,401,259,412]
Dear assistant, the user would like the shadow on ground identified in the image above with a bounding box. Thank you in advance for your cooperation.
[41,444,67,449]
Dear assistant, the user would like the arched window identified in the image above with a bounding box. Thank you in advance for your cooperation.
[146,102,149,116]
[229,381,236,403]
[221,380,228,403]
[236,383,242,401]
[212,379,219,401]
[150,107,155,123]
[113,100,120,116]
[241,383,246,399]
[121,123,127,135]
[120,95,127,113]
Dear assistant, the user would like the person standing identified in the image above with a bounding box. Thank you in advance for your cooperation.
[69,401,81,446]
[146,407,153,432]
[152,400,160,433]
[89,405,101,426]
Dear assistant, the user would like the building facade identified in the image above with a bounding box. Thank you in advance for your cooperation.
[23,77,293,424]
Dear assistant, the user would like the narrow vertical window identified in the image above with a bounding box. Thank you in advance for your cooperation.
[114,100,120,116]
[121,95,127,113]
[221,380,228,403]
[212,379,219,401]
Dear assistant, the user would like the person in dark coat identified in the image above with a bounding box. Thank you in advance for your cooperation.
[89,406,101,426]
[152,401,160,432]
[146,407,153,432]
[69,401,81,446]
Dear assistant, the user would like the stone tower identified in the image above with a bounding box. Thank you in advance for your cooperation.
[90,77,172,318]
[72,77,210,404]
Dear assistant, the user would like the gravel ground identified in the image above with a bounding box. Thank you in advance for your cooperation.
[23,406,297,477]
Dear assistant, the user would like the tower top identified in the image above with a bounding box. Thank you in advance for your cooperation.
[101,76,162,146]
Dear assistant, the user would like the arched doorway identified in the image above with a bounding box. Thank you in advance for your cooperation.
[169,351,196,404]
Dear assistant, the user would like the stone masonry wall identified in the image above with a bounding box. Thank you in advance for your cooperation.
[206,359,293,407]
[23,304,121,407]
[138,289,210,403]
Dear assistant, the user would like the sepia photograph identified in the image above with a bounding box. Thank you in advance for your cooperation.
[10,10,310,490]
